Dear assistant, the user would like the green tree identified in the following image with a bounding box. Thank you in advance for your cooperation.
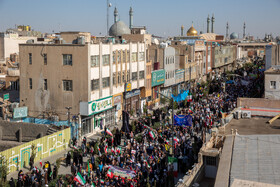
[0,155,9,186]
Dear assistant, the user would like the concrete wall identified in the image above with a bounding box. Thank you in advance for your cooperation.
[163,47,176,87]
[19,44,89,120]
[0,121,49,142]
[237,98,280,116]
[265,73,280,99]
[0,128,70,173]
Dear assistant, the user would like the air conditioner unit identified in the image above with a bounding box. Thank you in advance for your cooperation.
[242,111,251,119]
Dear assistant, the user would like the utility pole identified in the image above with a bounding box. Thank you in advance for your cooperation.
[65,107,72,130]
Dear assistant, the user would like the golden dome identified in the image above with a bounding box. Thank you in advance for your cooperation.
[187,25,198,36]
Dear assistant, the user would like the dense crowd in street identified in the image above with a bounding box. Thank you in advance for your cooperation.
[8,60,264,187]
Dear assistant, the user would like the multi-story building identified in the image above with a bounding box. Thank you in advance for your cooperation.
[264,67,280,100]
[265,43,280,70]
[212,45,237,73]
[19,32,146,136]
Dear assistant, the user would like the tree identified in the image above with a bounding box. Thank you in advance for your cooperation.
[0,155,9,186]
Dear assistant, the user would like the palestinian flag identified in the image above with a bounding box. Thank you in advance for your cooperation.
[107,168,114,178]
[73,172,86,185]
[106,129,113,136]
[149,131,156,140]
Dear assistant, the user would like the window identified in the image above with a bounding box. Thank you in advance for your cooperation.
[63,80,73,91]
[205,156,216,166]
[139,52,145,61]
[102,55,110,66]
[126,50,130,62]
[113,51,116,63]
[113,73,116,85]
[117,51,121,63]
[132,72,138,81]
[127,70,130,81]
[132,52,137,62]
[29,78,32,89]
[43,54,47,65]
[91,55,99,67]
[123,51,126,62]
[29,53,32,64]
[122,71,125,82]
[166,72,168,79]
[102,77,110,88]
[63,54,72,66]
[44,79,47,90]
[270,81,276,89]
[118,72,121,84]
[139,71,144,79]
[91,79,99,91]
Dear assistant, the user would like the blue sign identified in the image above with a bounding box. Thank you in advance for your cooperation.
[174,115,192,126]
[125,89,140,99]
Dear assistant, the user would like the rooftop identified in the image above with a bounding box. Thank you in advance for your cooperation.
[230,134,280,186]
[265,67,280,74]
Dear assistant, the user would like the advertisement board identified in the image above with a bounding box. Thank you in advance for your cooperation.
[80,96,113,116]
[152,69,165,87]
[13,107,28,119]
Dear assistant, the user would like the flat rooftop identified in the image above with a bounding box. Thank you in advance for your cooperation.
[225,118,280,135]
[230,134,280,186]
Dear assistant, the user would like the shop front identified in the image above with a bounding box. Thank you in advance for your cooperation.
[80,96,116,136]
[124,89,141,116]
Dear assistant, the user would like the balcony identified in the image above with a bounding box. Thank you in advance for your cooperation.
[7,68,20,76]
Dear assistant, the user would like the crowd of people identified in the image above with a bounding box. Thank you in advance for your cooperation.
[8,60,264,187]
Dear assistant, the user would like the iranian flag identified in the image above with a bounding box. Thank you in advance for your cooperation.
[73,172,86,185]
[165,140,170,145]
[106,129,113,136]
[39,159,42,168]
[144,125,152,130]
[116,146,122,154]
[100,179,105,184]
[91,182,96,187]
[111,147,115,153]
[149,131,156,140]
[107,168,114,178]
[174,137,179,143]
[131,150,136,154]
[105,144,108,154]
[188,108,193,113]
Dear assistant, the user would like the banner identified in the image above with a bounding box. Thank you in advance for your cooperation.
[171,90,189,103]
[174,115,192,126]
[108,166,136,180]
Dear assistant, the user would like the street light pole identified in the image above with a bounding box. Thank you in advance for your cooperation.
[65,107,72,130]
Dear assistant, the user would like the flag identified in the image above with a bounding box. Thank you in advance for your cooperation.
[111,147,115,153]
[188,109,193,113]
[143,124,152,130]
[116,146,122,154]
[149,131,156,140]
[174,115,192,126]
[106,129,113,136]
[39,159,42,168]
[111,137,114,144]
[73,172,86,185]
[49,171,52,177]
[107,168,114,178]
[87,161,90,177]
[100,179,105,184]
[91,182,96,187]
[105,144,108,154]
[174,137,179,143]
[131,150,136,154]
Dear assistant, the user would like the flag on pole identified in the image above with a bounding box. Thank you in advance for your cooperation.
[39,159,42,168]
[116,146,122,154]
[106,129,113,136]
[87,161,90,177]
[100,179,105,184]
[144,124,152,130]
[73,172,86,185]
[111,147,115,153]
[174,137,179,143]
[149,131,156,140]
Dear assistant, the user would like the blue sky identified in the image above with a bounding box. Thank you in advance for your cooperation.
[0,0,279,38]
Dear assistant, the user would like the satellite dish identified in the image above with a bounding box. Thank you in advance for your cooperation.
[109,3,112,7]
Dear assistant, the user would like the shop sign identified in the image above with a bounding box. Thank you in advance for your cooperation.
[113,95,122,110]
[80,96,113,116]
[125,82,132,92]
[175,69,185,83]
[125,89,140,99]
[3,93,9,101]
[13,107,28,119]
[152,69,165,87]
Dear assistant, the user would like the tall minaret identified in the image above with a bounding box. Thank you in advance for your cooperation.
[129,7,133,29]
[207,15,210,33]
[243,22,246,39]
[181,25,184,36]
[211,14,215,33]
[226,22,229,39]
[114,7,118,23]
